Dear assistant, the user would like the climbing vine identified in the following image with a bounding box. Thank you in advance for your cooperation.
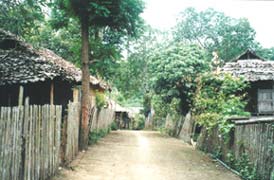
[193,73,250,140]
[95,91,106,109]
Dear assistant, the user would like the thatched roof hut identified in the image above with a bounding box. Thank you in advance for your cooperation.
[222,50,274,115]
[0,29,107,106]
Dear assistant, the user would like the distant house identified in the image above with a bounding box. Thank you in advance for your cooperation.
[222,49,274,115]
[108,99,130,129]
[0,29,107,107]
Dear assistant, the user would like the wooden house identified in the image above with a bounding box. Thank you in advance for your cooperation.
[0,29,107,107]
[108,99,130,129]
[222,50,274,115]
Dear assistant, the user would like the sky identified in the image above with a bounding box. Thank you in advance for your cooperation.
[141,0,274,48]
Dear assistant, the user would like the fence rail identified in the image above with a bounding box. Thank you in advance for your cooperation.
[0,105,62,180]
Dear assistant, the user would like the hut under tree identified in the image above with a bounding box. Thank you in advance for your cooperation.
[0,29,107,107]
[222,49,274,115]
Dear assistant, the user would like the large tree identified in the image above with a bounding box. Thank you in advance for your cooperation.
[173,8,257,61]
[148,43,209,115]
[52,0,144,150]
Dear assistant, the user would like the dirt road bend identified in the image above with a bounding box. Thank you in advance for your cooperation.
[53,130,240,180]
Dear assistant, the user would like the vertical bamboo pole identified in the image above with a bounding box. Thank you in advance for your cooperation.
[18,86,24,106]
[50,82,54,105]
[73,88,79,103]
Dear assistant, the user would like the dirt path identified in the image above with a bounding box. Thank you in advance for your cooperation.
[53,130,240,180]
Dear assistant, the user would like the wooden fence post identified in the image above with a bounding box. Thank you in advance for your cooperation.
[18,86,24,106]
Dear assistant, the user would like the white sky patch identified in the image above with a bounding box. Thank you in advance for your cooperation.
[142,0,274,48]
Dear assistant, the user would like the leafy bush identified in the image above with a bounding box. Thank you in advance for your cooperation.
[148,43,209,115]
[223,152,258,180]
[88,127,110,145]
[132,114,145,130]
[95,91,106,109]
[193,73,250,140]
[88,131,99,144]
[110,121,118,130]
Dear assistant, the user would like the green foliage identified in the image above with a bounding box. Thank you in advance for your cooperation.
[225,153,259,180]
[148,43,209,115]
[150,95,169,128]
[110,121,118,130]
[193,73,250,140]
[95,91,106,109]
[111,27,170,106]
[174,7,258,61]
[88,127,110,145]
[132,114,145,130]
[151,96,182,134]
[256,46,274,60]
[51,0,145,38]
[0,0,46,38]
[143,93,151,117]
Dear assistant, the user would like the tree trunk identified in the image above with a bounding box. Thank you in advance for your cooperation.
[79,15,90,150]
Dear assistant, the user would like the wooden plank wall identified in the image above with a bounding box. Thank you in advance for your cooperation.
[0,105,62,180]
[234,122,274,180]
[64,102,80,163]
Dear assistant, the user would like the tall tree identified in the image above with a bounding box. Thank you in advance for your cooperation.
[148,43,209,115]
[52,0,144,150]
[173,8,257,61]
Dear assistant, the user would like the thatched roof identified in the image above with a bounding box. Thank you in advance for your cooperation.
[222,50,274,82]
[108,99,128,112]
[231,49,264,62]
[0,29,108,89]
[0,29,78,85]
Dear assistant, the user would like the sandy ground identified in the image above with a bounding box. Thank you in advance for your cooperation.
[52,130,240,180]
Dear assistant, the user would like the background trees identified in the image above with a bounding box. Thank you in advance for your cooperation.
[0,0,46,38]
[173,8,257,61]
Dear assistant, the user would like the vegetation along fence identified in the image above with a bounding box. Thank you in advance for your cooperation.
[0,104,62,180]
[197,119,274,180]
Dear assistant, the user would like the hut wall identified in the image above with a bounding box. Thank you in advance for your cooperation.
[0,79,74,107]
[54,79,73,107]
[24,81,51,105]
[0,84,19,106]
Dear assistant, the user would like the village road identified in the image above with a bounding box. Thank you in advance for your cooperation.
[53,130,240,180]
